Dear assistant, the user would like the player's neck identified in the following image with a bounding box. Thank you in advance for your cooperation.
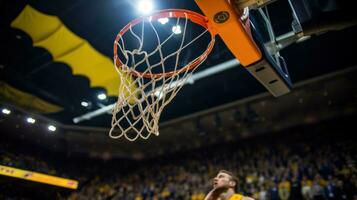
[219,188,235,200]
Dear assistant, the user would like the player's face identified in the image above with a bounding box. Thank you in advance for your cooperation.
[213,172,232,189]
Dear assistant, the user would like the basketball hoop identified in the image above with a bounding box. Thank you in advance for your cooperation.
[110,9,216,141]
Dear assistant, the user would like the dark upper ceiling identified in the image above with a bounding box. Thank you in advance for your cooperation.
[1,0,357,130]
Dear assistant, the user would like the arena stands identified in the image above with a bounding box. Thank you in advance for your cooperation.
[1,116,356,200]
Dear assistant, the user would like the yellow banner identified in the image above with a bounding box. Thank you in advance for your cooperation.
[0,165,78,189]
[11,5,137,97]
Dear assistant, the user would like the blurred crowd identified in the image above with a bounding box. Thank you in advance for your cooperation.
[69,132,357,200]
[1,128,356,200]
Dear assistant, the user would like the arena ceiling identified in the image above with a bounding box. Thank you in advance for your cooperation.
[1,0,357,133]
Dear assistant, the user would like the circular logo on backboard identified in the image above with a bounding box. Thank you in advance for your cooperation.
[214,11,230,23]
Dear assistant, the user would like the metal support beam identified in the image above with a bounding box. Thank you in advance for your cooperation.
[234,0,278,10]
[264,31,310,55]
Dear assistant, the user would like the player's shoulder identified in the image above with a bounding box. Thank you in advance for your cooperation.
[230,194,254,200]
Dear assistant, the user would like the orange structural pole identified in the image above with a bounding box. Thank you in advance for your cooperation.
[194,0,262,66]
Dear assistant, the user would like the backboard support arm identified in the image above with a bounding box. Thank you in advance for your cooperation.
[194,0,292,97]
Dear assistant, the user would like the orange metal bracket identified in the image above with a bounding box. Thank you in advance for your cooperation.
[194,0,262,66]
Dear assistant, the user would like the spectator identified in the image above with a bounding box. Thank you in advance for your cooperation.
[302,176,313,200]
[290,175,303,200]
[278,177,291,200]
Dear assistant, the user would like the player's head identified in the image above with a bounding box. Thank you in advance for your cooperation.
[213,170,239,191]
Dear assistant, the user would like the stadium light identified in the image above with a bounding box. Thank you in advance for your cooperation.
[81,101,89,107]
[48,125,56,132]
[2,108,11,115]
[97,93,107,100]
[137,0,154,14]
[26,117,36,124]
[172,25,182,34]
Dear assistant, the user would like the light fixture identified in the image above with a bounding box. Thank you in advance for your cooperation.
[2,108,11,115]
[48,125,56,132]
[172,25,182,34]
[158,17,169,25]
[137,0,153,14]
[81,101,89,107]
[97,93,107,100]
[26,117,36,124]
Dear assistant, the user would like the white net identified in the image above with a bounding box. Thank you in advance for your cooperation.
[110,11,215,141]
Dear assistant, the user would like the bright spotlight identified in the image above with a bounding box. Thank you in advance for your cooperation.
[48,125,56,132]
[81,101,89,107]
[154,90,164,99]
[158,17,169,25]
[137,0,153,14]
[172,25,182,34]
[26,117,36,124]
[97,93,107,100]
[2,108,11,115]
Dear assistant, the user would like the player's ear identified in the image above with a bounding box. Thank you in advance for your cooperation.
[229,180,236,188]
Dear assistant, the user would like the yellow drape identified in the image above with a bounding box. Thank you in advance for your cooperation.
[0,81,62,113]
[11,5,136,97]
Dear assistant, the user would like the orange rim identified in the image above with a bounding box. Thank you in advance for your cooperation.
[113,9,216,78]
